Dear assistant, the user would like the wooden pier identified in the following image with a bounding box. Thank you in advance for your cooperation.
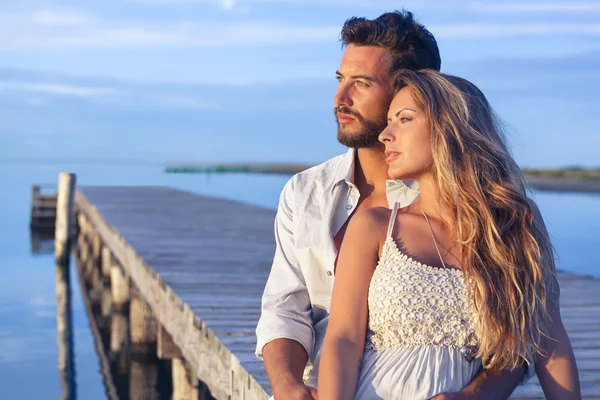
[34,182,600,399]
[30,184,58,229]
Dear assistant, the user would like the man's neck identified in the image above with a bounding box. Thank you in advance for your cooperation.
[353,146,390,198]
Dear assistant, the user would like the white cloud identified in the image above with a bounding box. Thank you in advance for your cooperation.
[219,0,237,9]
[471,2,600,13]
[0,10,339,49]
[130,0,237,9]
[0,81,121,97]
[31,9,91,26]
[1,7,600,52]
[431,22,600,38]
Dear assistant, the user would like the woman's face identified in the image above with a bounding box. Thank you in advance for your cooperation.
[378,86,433,181]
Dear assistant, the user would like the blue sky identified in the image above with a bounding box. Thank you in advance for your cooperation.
[1,0,599,167]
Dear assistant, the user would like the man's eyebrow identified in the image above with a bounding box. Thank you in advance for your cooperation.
[335,71,377,82]
[351,74,377,82]
[387,108,417,121]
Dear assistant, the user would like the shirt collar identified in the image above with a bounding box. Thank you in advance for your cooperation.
[331,148,355,190]
[385,179,420,208]
[330,148,420,208]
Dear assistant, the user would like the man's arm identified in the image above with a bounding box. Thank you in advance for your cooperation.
[263,339,317,400]
[255,178,316,399]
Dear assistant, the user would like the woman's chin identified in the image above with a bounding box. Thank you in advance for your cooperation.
[388,167,413,181]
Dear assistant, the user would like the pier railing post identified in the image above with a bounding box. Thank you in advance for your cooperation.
[111,262,130,312]
[55,172,76,264]
[129,287,159,400]
[54,172,77,400]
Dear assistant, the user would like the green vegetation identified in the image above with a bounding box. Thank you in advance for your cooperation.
[164,163,313,175]
[523,168,600,181]
[165,163,600,182]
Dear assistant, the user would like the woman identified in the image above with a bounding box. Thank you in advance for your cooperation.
[318,70,581,400]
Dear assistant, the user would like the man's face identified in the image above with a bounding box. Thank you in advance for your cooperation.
[334,44,395,149]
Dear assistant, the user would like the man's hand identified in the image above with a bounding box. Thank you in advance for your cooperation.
[273,382,318,400]
[263,339,316,400]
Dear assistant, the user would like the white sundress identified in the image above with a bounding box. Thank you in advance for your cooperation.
[353,201,481,399]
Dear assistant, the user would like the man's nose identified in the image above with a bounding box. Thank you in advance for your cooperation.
[334,83,353,108]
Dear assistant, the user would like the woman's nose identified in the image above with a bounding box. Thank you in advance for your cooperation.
[379,126,392,144]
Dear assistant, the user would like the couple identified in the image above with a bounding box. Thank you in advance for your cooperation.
[255,10,581,400]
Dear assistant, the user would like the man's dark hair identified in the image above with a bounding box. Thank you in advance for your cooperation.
[340,10,441,73]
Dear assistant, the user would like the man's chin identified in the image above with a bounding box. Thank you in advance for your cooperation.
[337,139,380,149]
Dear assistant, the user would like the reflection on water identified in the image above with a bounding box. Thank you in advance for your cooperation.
[34,221,215,400]
[71,241,173,400]
[56,256,76,400]
[31,228,55,255]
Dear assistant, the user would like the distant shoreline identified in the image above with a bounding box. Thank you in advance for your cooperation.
[525,177,600,194]
[164,163,600,195]
[523,168,600,194]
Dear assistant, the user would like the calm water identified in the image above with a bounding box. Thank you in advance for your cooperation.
[0,163,598,399]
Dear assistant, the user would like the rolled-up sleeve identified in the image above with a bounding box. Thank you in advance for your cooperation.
[255,177,314,360]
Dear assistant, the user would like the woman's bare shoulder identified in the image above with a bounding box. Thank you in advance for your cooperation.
[344,206,391,250]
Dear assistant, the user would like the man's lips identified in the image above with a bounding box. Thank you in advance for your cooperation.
[385,150,401,163]
[337,113,355,124]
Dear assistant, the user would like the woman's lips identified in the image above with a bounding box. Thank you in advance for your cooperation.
[384,150,401,163]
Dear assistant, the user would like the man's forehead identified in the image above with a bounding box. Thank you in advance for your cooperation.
[338,44,391,76]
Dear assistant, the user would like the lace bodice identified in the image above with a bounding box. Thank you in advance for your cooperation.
[365,209,479,351]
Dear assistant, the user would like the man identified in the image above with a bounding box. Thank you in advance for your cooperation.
[256,11,528,400]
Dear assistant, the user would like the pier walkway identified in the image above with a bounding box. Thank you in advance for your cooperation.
[70,186,599,399]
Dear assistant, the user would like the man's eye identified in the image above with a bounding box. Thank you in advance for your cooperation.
[336,76,343,82]
[356,80,368,87]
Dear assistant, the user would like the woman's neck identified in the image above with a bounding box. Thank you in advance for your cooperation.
[413,174,446,221]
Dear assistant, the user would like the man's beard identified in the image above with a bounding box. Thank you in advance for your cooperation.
[334,106,387,148]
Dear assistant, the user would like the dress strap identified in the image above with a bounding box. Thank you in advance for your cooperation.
[386,201,400,238]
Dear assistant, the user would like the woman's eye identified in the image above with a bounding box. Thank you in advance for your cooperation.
[400,117,411,123]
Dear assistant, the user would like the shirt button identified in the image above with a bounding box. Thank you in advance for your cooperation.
[327,271,333,276]
[346,204,353,210]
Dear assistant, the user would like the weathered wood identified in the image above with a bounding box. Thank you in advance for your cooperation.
[54,172,76,263]
[55,258,76,400]
[111,261,130,312]
[101,286,112,320]
[75,187,272,399]
[172,357,199,400]
[110,311,129,355]
[129,356,159,400]
[158,325,183,360]
[101,246,112,281]
[73,186,600,399]
[130,287,158,349]
[30,185,58,228]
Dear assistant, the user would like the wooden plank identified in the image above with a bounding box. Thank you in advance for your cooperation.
[158,325,183,360]
[73,186,600,400]
[75,187,272,400]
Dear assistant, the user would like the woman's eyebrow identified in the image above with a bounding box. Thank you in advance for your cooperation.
[387,107,417,121]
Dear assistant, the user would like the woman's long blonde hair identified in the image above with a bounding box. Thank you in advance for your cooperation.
[393,69,558,370]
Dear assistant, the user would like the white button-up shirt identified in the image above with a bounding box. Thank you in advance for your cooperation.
[255,148,420,366]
